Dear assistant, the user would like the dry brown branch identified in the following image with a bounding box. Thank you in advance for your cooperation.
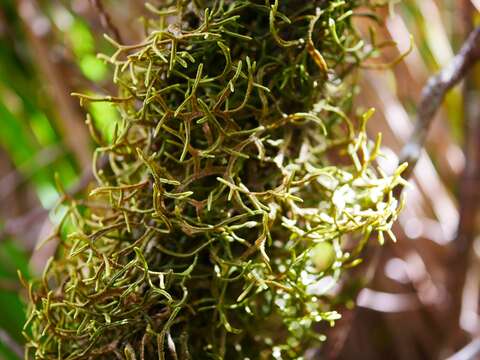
[444,40,480,353]
[447,338,480,360]
[17,0,91,169]
[0,154,108,246]
[0,329,23,358]
[399,26,480,181]
[89,0,123,43]
[323,26,480,358]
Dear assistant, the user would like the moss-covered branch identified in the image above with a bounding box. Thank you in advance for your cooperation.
[25,1,405,359]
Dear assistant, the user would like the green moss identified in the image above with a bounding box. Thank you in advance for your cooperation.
[25,1,405,359]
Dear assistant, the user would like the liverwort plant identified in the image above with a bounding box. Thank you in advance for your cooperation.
[24,0,406,359]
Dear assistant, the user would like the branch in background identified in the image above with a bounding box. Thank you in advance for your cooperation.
[0,329,23,358]
[394,22,480,354]
[447,338,480,360]
[0,146,63,202]
[445,24,480,352]
[0,155,108,247]
[398,26,480,181]
[17,0,92,169]
[89,0,123,43]
[323,26,480,358]
[455,86,480,257]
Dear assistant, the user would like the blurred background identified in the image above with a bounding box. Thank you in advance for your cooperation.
[0,0,478,359]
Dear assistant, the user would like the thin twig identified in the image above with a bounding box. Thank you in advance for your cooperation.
[17,0,92,169]
[444,24,480,352]
[0,329,23,358]
[0,145,63,201]
[0,155,108,246]
[398,26,480,181]
[446,338,480,360]
[89,0,123,43]
[323,26,480,358]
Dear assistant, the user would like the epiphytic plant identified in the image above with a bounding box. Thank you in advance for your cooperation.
[24,1,406,359]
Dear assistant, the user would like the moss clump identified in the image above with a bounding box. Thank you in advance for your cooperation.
[25,1,405,359]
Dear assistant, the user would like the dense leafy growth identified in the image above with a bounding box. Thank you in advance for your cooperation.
[25,0,405,358]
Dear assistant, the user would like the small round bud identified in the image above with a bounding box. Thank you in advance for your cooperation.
[310,242,335,272]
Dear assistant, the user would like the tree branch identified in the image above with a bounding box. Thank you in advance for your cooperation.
[399,26,480,181]
[446,338,480,360]
[394,23,480,355]
[323,26,480,358]
[0,155,108,247]
[89,0,123,43]
[17,0,92,169]
[0,329,23,358]
[444,25,480,353]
